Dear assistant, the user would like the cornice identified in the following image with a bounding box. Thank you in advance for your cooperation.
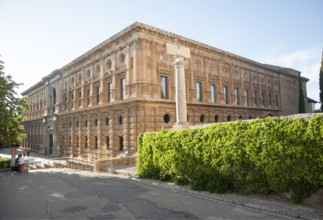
[24,22,304,96]
[21,80,45,96]
[59,23,140,73]
[134,22,304,78]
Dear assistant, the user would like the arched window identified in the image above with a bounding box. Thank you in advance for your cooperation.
[86,69,91,80]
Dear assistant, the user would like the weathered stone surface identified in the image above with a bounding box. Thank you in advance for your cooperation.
[21,22,308,160]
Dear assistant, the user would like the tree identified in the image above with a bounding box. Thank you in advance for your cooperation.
[320,50,323,111]
[0,57,28,146]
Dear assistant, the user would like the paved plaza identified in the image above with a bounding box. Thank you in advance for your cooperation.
[0,168,286,220]
[0,148,322,219]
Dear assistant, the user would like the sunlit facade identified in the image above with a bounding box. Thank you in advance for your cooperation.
[21,22,309,159]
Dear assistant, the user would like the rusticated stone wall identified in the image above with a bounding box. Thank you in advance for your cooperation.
[21,22,308,160]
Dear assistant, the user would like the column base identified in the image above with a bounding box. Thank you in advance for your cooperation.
[172,122,190,130]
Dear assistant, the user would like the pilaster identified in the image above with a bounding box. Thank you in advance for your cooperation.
[125,44,131,99]
[109,113,115,153]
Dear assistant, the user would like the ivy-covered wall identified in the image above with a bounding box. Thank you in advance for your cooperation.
[137,114,323,202]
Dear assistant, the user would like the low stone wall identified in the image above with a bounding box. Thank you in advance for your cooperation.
[94,156,137,172]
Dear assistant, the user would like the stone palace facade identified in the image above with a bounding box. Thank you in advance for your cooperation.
[21,22,309,159]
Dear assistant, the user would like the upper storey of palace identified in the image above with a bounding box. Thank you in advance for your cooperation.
[21,22,308,120]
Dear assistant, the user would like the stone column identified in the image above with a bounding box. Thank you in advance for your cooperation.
[172,56,190,130]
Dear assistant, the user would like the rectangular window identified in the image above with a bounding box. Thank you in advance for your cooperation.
[71,93,74,109]
[107,83,112,102]
[262,92,265,105]
[268,93,272,106]
[106,136,110,148]
[275,95,279,107]
[244,90,249,105]
[223,86,228,104]
[234,88,239,105]
[160,76,168,99]
[119,136,124,151]
[254,91,258,105]
[210,84,216,103]
[120,78,125,100]
[196,81,202,102]
[96,86,100,104]
[85,136,88,148]
[95,136,98,149]
[78,92,82,107]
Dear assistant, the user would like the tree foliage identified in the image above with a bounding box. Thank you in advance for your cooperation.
[0,57,28,146]
[320,50,323,111]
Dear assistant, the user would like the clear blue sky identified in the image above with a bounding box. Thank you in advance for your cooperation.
[1,0,322,108]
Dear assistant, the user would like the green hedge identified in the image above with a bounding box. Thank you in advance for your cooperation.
[137,115,323,203]
[0,157,11,169]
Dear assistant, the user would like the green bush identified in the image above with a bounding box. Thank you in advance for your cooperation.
[137,114,323,203]
[0,157,11,168]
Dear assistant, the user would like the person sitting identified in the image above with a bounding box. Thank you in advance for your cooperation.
[15,154,25,171]
[11,156,19,172]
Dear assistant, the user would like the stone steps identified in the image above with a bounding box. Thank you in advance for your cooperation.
[28,159,94,172]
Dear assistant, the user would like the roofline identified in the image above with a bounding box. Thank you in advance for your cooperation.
[21,69,61,95]
[308,97,320,103]
[58,21,303,75]
[23,21,306,94]
[59,22,141,72]
[21,80,44,96]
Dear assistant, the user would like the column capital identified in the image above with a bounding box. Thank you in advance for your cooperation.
[172,55,186,66]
